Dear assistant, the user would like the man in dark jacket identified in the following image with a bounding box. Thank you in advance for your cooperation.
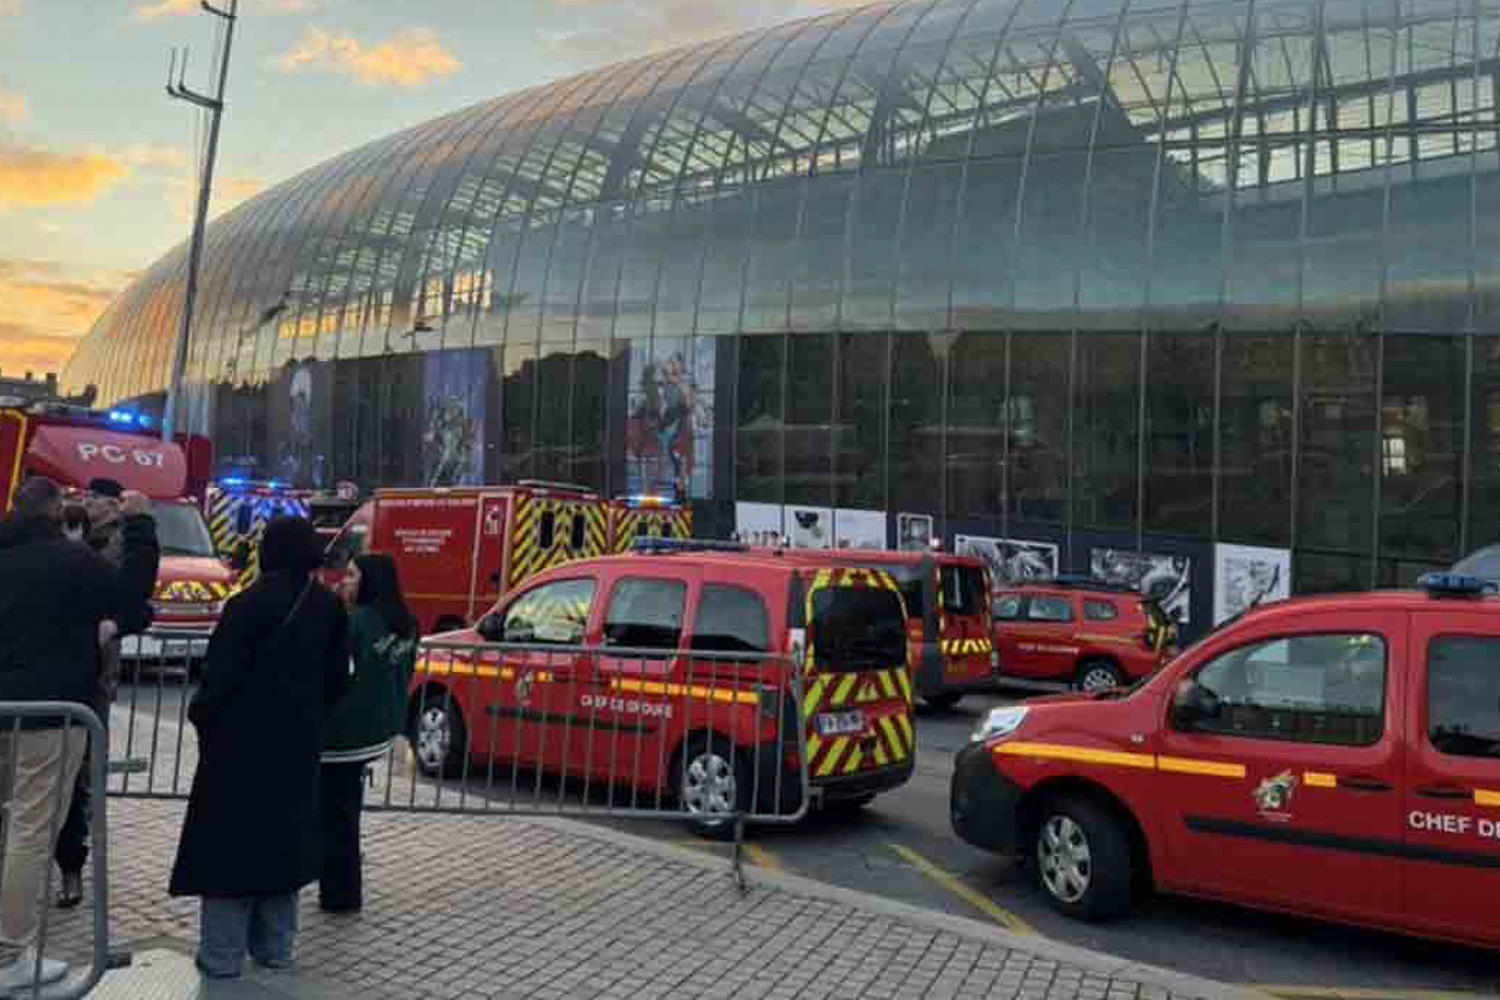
[0,475,159,991]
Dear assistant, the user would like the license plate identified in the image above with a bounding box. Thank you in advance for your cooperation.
[816,710,865,737]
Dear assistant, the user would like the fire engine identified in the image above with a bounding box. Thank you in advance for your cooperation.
[204,478,311,589]
[0,401,232,658]
[321,480,611,635]
[606,492,692,553]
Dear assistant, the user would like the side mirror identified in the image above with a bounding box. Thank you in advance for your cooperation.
[1171,679,1220,730]
[477,614,505,642]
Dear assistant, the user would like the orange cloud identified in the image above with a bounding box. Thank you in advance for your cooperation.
[0,144,129,209]
[275,26,461,87]
[0,82,24,125]
[166,174,267,223]
[0,259,132,378]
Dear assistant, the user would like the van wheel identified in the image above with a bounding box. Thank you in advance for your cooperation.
[923,692,964,711]
[1076,660,1124,692]
[410,692,467,779]
[1034,797,1133,920]
[676,734,750,841]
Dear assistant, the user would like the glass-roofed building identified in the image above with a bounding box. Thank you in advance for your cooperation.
[62,0,1500,630]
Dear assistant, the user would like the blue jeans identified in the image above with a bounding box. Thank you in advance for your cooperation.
[196,894,298,978]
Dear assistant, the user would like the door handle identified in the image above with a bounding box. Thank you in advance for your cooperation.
[1416,784,1471,801]
[1340,775,1392,793]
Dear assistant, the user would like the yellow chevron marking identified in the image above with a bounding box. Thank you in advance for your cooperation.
[1158,756,1246,779]
[802,677,828,719]
[805,734,822,760]
[1302,771,1338,788]
[895,669,913,705]
[855,681,880,705]
[843,744,863,773]
[831,673,859,708]
[872,741,889,767]
[610,678,759,706]
[817,737,848,778]
[877,670,897,699]
[896,714,914,750]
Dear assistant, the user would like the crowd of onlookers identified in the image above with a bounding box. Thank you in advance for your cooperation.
[0,475,417,988]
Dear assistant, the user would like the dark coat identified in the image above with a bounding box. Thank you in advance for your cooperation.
[0,513,158,719]
[169,570,351,897]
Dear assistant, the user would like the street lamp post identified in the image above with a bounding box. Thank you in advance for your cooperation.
[162,0,239,443]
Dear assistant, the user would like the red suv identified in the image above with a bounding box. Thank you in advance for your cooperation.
[992,578,1176,691]
[951,573,1500,951]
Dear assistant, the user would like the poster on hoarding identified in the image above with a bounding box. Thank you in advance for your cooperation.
[1090,548,1192,624]
[787,505,834,549]
[955,536,1059,592]
[625,337,716,500]
[833,509,886,550]
[735,502,783,547]
[1214,544,1291,624]
[422,349,487,487]
[268,359,330,489]
[897,513,934,552]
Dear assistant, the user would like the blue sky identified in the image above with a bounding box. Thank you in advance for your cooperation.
[0,0,855,377]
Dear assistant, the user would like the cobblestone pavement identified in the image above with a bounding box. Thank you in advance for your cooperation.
[35,791,1268,1000]
[32,687,1274,999]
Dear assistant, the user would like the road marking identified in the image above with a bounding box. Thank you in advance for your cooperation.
[1253,987,1500,1000]
[741,843,783,872]
[888,843,1037,937]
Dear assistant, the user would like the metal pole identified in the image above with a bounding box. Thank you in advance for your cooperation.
[163,0,238,442]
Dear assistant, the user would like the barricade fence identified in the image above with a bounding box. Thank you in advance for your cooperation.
[0,702,109,1000]
[113,630,812,881]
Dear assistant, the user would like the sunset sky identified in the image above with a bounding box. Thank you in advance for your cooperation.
[0,0,860,380]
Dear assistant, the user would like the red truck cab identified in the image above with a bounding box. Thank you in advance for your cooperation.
[0,402,232,658]
[952,573,1500,951]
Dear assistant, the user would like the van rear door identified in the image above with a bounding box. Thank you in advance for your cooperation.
[803,569,914,784]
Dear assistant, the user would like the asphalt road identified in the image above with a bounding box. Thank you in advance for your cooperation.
[115,679,1500,998]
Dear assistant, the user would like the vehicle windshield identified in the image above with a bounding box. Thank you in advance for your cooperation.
[150,501,217,558]
[810,587,907,673]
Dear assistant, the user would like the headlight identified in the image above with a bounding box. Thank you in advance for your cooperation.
[971,706,1028,744]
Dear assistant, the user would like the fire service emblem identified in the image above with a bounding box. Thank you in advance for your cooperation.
[1253,770,1297,813]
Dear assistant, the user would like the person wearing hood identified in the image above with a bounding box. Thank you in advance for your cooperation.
[169,516,351,980]
[0,476,159,992]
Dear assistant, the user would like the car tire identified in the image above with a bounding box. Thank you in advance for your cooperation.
[409,690,467,779]
[1075,659,1124,693]
[923,692,964,711]
[676,734,751,841]
[1033,796,1133,921]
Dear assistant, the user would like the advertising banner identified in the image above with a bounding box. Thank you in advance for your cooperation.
[1090,548,1192,624]
[896,513,934,552]
[422,349,487,487]
[1214,543,1291,624]
[955,535,1059,592]
[625,336,716,500]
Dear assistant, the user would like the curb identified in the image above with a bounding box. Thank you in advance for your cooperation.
[529,815,1278,1000]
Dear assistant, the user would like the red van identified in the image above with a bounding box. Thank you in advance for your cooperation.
[772,549,994,710]
[992,578,1176,691]
[952,573,1500,951]
[408,540,917,835]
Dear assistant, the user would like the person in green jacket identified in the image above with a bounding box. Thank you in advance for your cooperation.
[320,553,417,913]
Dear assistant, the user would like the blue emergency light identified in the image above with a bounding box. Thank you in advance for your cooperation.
[1416,572,1498,598]
[633,537,745,555]
[219,477,247,489]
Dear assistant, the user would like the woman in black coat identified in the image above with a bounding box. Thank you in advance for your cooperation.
[169,516,351,979]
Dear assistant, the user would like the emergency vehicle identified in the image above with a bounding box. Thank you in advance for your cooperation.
[606,493,692,553]
[408,538,917,835]
[0,401,232,659]
[992,577,1177,691]
[770,549,994,710]
[952,573,1500,950]
[320,481,609,635]
[205,478,311,589]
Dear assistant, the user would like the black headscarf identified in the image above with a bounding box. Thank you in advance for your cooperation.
[259,516,321,578]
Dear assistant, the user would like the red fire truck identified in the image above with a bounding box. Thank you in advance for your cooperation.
[0,401,233,658]
[605,493,693,553]
[320,481,611,635]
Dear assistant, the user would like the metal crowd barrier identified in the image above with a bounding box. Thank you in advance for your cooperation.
[114,629,812,884]
[0,702,109,1000]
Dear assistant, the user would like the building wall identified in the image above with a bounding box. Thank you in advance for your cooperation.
[59,0,1500,625]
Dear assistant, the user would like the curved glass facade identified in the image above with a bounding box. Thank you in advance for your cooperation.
[62,0,1500,623]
